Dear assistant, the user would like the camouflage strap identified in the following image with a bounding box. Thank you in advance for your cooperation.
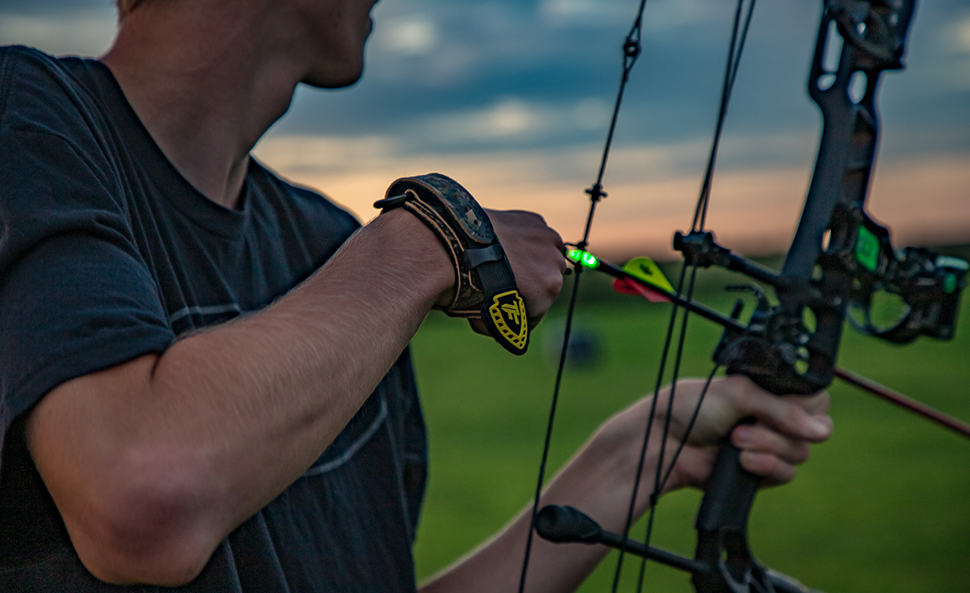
[374,173,529,355]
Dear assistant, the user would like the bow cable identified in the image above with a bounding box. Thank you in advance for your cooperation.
[617,3,759,592]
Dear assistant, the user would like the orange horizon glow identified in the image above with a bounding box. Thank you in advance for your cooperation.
[254,137,969,261]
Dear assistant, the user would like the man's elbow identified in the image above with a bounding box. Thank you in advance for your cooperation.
[63,461,221,587]
[77,539,211,587]
[25,358,227,587]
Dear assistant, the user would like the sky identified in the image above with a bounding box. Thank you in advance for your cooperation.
[2,0,968,258]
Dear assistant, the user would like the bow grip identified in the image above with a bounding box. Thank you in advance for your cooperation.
[694,425,759,538]
[693,419,766,593]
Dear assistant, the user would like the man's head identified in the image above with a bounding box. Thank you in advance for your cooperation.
[110,0,377,89]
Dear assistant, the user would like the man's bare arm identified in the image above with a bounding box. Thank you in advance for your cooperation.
[26,210,450,585]
[26,208,564,586]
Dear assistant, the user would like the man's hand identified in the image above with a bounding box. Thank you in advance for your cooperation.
[468,209,566,330]
[597,375,833,500]
[377,174,564,347]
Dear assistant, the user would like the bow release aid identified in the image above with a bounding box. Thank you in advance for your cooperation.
[375,173,529,355]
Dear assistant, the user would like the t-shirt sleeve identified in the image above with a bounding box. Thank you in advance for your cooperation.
[0,125,175,436]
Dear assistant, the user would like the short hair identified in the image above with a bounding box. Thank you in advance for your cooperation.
[116,0,148,18]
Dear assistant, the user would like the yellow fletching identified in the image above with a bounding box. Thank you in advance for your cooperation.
[622,257,674,294]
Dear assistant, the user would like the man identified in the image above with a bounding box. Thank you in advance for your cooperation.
[0,0,832,591]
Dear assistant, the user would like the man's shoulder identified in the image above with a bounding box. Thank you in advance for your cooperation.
[0,45,62,79]
[1,45,77,107]
[0,46,105,138]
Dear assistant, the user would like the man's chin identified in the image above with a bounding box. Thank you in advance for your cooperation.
[303,65,364,89]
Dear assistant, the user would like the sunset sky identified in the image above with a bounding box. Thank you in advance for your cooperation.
[2,0,967,258]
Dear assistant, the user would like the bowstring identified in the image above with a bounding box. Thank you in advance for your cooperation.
[620,2,758,592]
[657,362,723,489]
[518,0,757,590]
[610,258,692,592]
[692,0,758,231]
[657,337,759,490]
[516,2,649,592]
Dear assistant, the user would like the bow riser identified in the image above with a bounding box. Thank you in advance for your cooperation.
[694,2,918,592]
[717,0,916,397]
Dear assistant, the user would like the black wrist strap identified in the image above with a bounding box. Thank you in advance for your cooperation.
[375,173,529,355]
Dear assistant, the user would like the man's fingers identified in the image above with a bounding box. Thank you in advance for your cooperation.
[738,451,797,486]
[731,424,811,465]
[487,209,566,320]
[651,376,834,492]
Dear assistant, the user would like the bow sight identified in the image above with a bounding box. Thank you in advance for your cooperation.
[673,225,969,397]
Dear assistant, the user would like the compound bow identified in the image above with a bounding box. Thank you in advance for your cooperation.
[516,1,969,592]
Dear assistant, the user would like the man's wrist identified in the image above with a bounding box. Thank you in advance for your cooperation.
[370,208,454,307]
[588,399,686,503]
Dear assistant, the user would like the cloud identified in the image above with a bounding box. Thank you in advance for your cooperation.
[374,16,439,56]
[538,0,630,26]
[935,14,970,92]
[940,14,970,55]
[415,96,610,142]
[538,0,709,30]
[255,123,969,257]
[1,0,964,254]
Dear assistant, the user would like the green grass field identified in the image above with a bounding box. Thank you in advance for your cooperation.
[408,253,970,593]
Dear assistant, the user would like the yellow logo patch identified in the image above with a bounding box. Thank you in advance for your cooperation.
[488,290,528,353]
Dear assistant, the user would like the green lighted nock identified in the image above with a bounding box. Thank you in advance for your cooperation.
[567,249,600,269]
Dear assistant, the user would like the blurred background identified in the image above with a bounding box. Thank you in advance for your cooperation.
[3,0,968,591]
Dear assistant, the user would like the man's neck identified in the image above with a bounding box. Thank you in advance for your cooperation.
[101,2,304,209]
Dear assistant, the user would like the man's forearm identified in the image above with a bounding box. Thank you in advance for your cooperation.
[419,420,664,593]
[151,210,451,525]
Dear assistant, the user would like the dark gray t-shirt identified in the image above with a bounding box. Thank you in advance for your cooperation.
[0,46,427,592]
